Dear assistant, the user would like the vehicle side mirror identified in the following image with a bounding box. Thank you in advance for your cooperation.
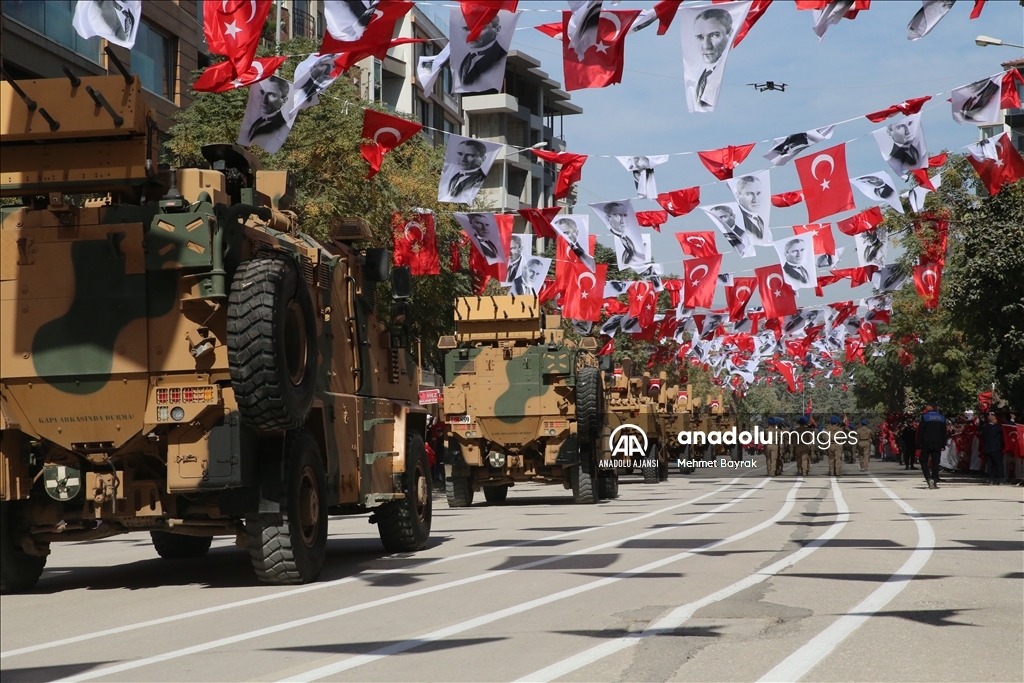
[364,248,391,283]
[391,265,412,300]
[599,356,613,373]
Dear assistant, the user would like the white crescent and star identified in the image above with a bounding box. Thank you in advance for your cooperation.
[735,285,752,300]
[766,273,784,296]
[594,12,622,54]
[404,220,422,243]
[373,126,402,145]
[578,271,597,290]
[687,236,705,247]
[922,268,937,291]
[689,264,709,282]
[810,154,835,191]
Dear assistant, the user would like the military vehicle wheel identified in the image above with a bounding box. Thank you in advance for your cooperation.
[228,255,318,431]
[446,476,474,507]
[658,460,669,481]
[246,430,327,584]
[150,531,213,559]
[572,449,597,504]
[642,443,659,484]
[1,501,46,594]
[598,470,619,500]
[377,433,432,552]
[483,484,510,504]
[575,366,602,443]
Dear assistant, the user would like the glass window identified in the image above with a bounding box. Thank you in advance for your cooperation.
[2,0,101,63]
[131,21,176,100]
[372,59,383,102]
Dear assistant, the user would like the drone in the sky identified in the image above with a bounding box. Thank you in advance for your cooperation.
[748,81,788,92]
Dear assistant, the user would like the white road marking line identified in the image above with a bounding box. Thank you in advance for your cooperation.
[2,477,742,660]
[52,479,761,682]
[515,477,847,682]
[757,474,935,683]
[275,479,795,683]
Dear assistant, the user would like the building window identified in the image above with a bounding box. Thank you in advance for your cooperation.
[979,125,1002,140]
[443,119,459,145]
[372,59,383,102]
[2,0,101,63]
[131,21,176,101]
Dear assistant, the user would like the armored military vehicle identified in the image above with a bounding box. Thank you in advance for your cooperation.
[654,376,695,474]
[0,72,430,593]
[439,296,614,505]
[601,360,668,484]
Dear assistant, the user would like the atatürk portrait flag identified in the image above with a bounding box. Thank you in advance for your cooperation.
[795,143,856,222]
[74,0,142,49]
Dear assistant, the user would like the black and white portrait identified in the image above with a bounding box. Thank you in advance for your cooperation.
[773,234,817,290]
[907,0,956,41]
[908,172,941,213]
[438,134,501,204]
[815,246,844,269]
[589,200,648,270]
[324,0,379,42]
[567,0,603,61]
[288,53,340,119]
[238,76,294,154]
[726,170,772,246]
[502,233,533,287]
[782,312,807,337]
[509,256,550,296]
[627,234,662,276]
[951,75,1002,125]
[615,155,669,199]
[604,281,630,298]
[680,1,750,113]
[450,8,518,94]
[763,125,835,166]
[872,264,909,293]
[417,44,450,98]
[851,172,905,214]
[601,314,626,338]
[872,113,929,176]
[700,203,754,258]
[622,316,643,335]
[73,0,141,49]
[855,228,887,269]
[754,330,778,358]
[455,212,506,266]
[552,215,596,272]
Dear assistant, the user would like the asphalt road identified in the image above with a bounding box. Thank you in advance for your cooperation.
[2,459,1022,683]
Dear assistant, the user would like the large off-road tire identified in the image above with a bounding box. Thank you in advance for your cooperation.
[483,484,510,504]
[150,531,212,560]
[246,430,327,584]
[642,443,659,484]
[446,476,474,508]
[0,501,46,594]
[572,449,597,504]
[575,366,602,444]
[376,433,432,552]
[228,255,318,431]
[598,470,619,500]
[658,460,669,482]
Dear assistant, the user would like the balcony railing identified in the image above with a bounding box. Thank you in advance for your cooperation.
[292,8,317,39]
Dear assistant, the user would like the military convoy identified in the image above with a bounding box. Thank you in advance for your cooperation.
[0,73,430,593]
[438,296,617,505]
[601,360,667,483]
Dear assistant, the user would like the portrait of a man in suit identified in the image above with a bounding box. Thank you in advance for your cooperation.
[605,202,639,265]
[289,53,337,119]
[325,0,378,41]
[238,77,292,154]
[96,0,136,41]
[874,114,928,175]
[554,216,596,272]
[705,204,752,258]
[505,235,524,284]
[952,76,1001,124]
[453,12,515,94]
[513,257,547,296]
[74,0,140,49]
[688,7,733,112]
[468,213,501,262]
[733,175,767,242]
[439,138,494,204]
[782,238,810,286]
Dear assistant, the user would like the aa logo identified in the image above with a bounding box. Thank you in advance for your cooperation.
[609,424,649,459]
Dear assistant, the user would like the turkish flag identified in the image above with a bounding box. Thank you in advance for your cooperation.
[698,143,756,180]
[662,278,683,307]
[636,210,669,232]
[466,216,513,293]
[845,338,865,364]
[675,231,719,258]
[518,207,561,239]
[361,109,423,178]
[793,223,835,255]
[204,0,273,76]
[392,212,439,275]
[731,0,773,46]
[535,21,563,38]
[460,1,518,41]
[1001,70,1024,109]
[554,234,596,298]
[770,358,798,393]
[836,206,884,236]
[795,143,856,222]
[656,187,701,216]
[726,277,757,322]
[858,319,878,344]
[683,255,722,309]
[913,262,942,308]
[864,95,931,123]
[755,264,798,319]
[563,262,607,322]
[192,56,287,93]
[598,337,615,356]
[321,1,421,71]
[628,280,657,328]
[646,0,685,35]
[967,133,1024,196]
[771,191,804,207]
[561,9,641,91]
[532,149,588,200]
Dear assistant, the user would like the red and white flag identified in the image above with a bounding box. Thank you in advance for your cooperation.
[193,56,287,93]
[726,277,757,322]
[563,262,607,322]
[698,143,756,181]
[321,1,421,71]
[771,191,804,207]
[632,0,684,35]
[532,149,588,199]
[793,223,836,255]
[460,1,518,41]
[865,95,931,123]
[636,210,669,232]
[361,109,423,178]
[628,280,657,328]
[683,255,722,309]
[755,264,798,319]
[554,234,596,298]
[675,231,719,258]
[967,132,1024,196]
[836,206,884,236]
[561,9,641,91]
[392,212,440,275]
[913,261,942,309]
[656,187,701,216]
[204,0,273,76]
[769,358,798,393]
[732,0,773,46]
[795,143,856,222]
[518,207,561,239]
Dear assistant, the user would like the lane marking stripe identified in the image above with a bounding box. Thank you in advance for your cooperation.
[757,474,935,683]
[515,477,848,682]
[52,479,765,682]
[2,477,743,660]
[274,479,799,683]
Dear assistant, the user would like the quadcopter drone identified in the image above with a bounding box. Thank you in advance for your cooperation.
[748,81,788,92]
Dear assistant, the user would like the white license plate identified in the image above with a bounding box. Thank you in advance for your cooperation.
[448,414,471,424]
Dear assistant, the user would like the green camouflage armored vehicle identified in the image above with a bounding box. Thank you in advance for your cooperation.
[601,360,668,484]
[439,295,614,505]
[0,73,430,593]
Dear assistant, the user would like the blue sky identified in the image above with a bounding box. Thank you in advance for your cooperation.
[487,0,1024,309]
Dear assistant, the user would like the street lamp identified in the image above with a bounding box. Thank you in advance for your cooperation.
[501,141,548,214]
[975,35,1024,49]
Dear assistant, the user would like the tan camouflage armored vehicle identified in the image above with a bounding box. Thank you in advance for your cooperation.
[0,73,430,593]
[438,296,614,505]
[691,390,741,460]
[600,360,668,484]
[654,376,695,474]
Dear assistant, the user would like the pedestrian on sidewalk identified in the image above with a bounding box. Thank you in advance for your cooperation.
[856,419,874,472]
[917,402,947,489]
[980,411,1005,485]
